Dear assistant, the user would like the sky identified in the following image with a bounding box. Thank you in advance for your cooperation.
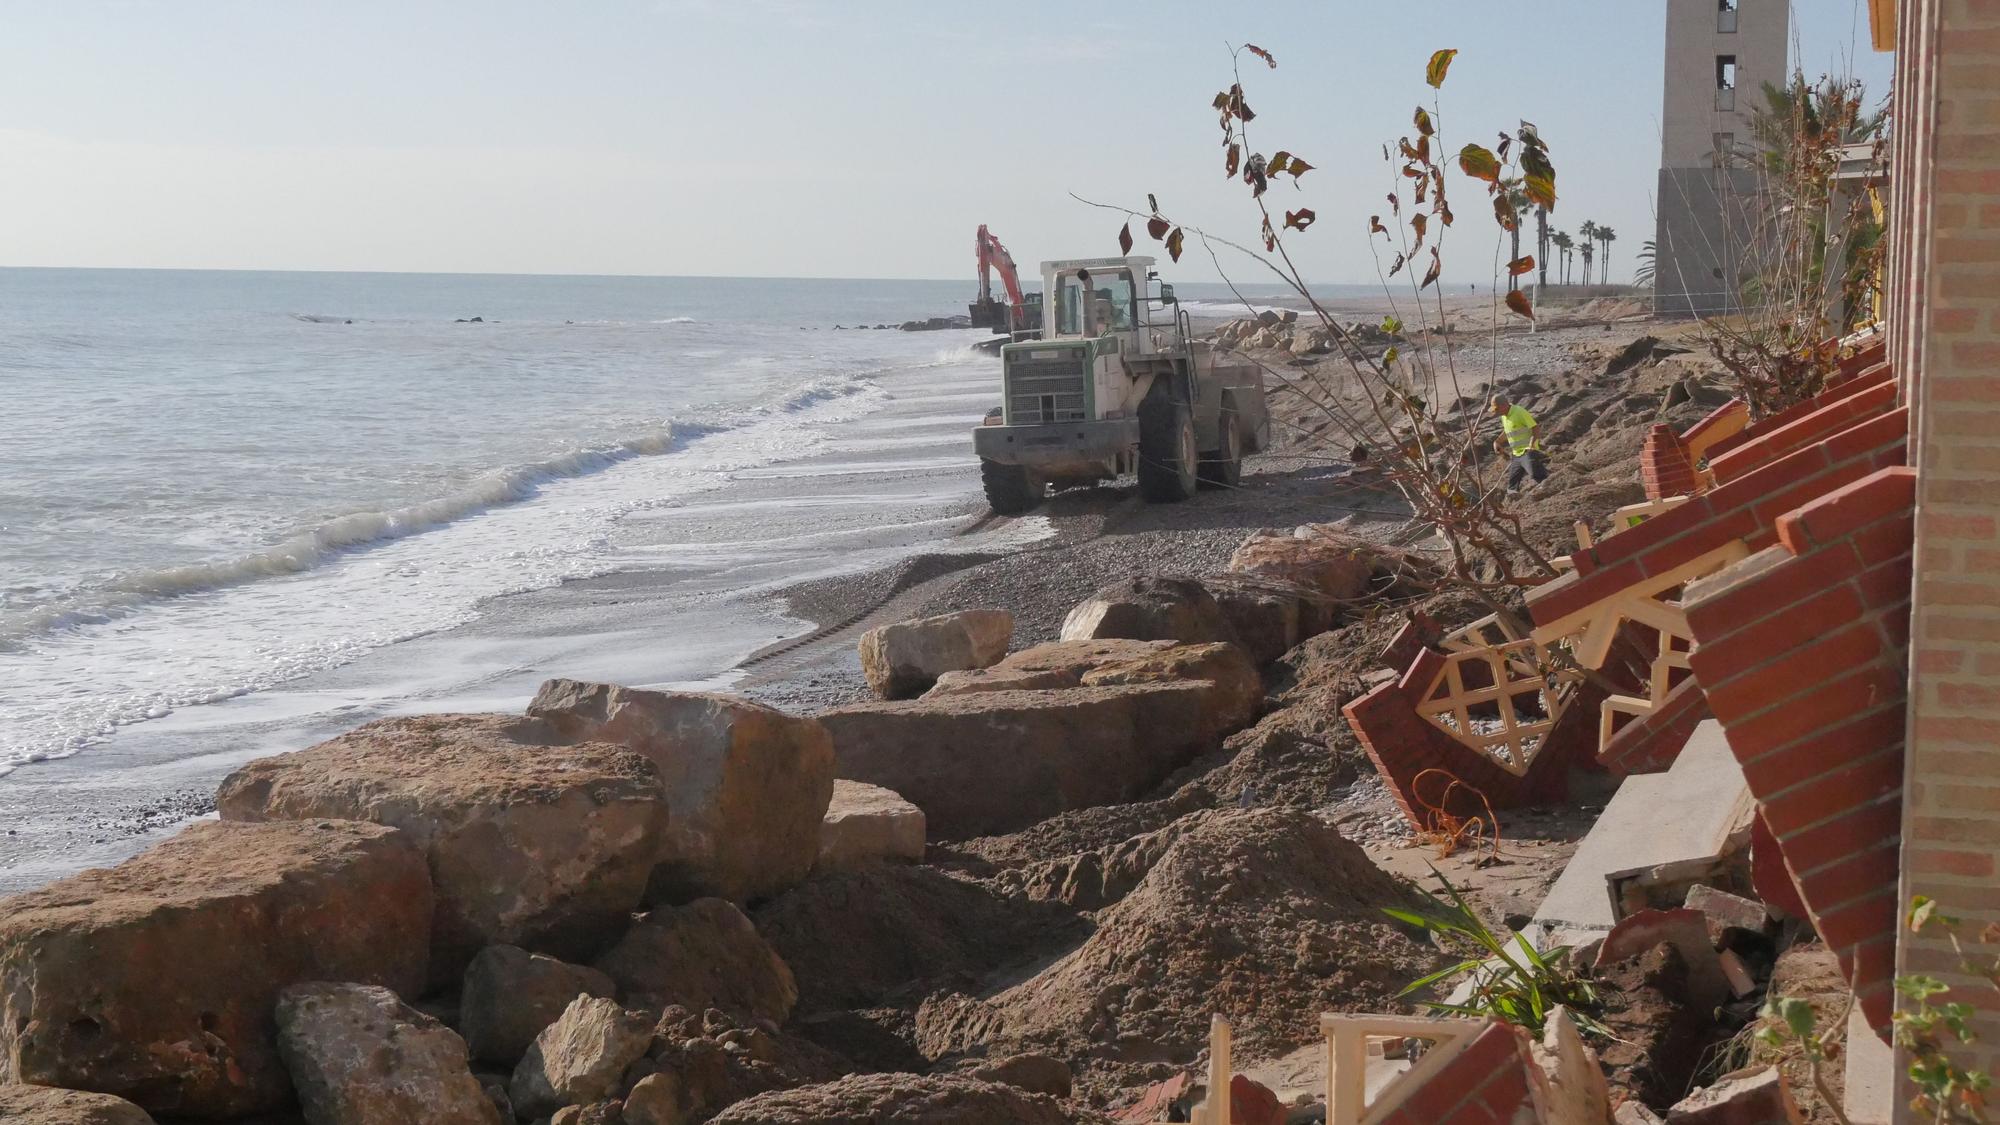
[0,1,1893,286]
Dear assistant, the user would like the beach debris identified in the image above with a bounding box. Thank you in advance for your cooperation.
[1664,1066,1804,1123]
[0,820,430,1117]
[508,995,654,1120]
[527,680,836,904]
[1059,574,1237,646]
[593,898,798,1024]
[216,712,669,980]
[817,779,927,872]
[274,982,501,1125]
[459,944,618,1065]
[0,1084,157,1124]
[857,608,1013,699]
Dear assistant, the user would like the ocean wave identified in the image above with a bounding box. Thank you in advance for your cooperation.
[1,374,885,648]
[291,313,357,324]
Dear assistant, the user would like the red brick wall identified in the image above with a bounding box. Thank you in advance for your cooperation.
[1597,675,1713,775]
[1641,423,1699,500]
[1373,1020,1538,1124]
[1684,467,1916,1034]
[1898,0,2000,1090]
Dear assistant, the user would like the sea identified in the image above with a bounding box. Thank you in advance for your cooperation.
[0,268,1306,888]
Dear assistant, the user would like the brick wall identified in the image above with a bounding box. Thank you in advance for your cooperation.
[1372,1020,1538,1124]
[1684,467,1916,1034]
[1897,0,2000,1092]
[1598,675,1712,775]
[1641,423,1699,500]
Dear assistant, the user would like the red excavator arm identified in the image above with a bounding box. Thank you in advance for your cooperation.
[974,224,1027,309]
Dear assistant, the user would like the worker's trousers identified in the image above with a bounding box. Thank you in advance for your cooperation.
[1506,450,1549,490]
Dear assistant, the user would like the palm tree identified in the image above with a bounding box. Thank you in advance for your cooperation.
[1578,239,1595,287]
[1578,221,1600,285]
[1535,207,1552,290]
[1553,231,1575,284]
[1598,226,1617,284]
[1499,179,1531,292]
[1634,239,1658,288]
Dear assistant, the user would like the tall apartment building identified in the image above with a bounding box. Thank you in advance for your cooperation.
[1655,0,1790,317]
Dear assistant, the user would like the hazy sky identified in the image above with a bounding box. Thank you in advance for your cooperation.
[0,1,1892,285]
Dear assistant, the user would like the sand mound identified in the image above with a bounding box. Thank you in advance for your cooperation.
[751,865,1084,1015]
[919,808,1444,1089]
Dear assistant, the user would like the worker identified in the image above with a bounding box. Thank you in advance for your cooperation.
[1490,395,1549,490]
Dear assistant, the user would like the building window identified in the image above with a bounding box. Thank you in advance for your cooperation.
[1716,55,1738,111]
[1718,0,1738,33]
[1712,132,1737,166]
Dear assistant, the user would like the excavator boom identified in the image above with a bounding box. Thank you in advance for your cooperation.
[970,224,1039,334]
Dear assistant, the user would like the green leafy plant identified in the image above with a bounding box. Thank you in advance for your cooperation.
[1896,897,1999,1123]
[1753,993,1853,1125]
[1384,866,1603,1036]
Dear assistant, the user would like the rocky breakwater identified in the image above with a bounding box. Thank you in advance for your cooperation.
[214,713,671,981]
[526,680,836,904]
[0,820,431,1117]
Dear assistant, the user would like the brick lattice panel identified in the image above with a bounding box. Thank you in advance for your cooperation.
[1372,1020,1538,1124]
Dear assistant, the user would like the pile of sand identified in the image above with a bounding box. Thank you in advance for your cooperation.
[917,808,1445,1096]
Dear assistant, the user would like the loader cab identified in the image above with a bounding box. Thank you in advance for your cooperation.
[1042,256,1179,356]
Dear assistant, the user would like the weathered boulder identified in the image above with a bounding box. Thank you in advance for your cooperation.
[0,1086,155,1124]
[858,610,1013,699]
[1057,576,1235,646]
[925,639,1175,697]
[553,1102,625,1124]
[274,982,502,1125]
[818,780,926,871]
[459,944,619,1065]
[509,996,654,1120]
[622,1072,685,1125]
[1229,525,1435,610]
[0,820,430,1118]
[707,1072,1080,1124]
[1198,573,1333,663]
[1080,641,1262,735]
[968,1054,1073,1098]
[527,680,836,904]
[216,713,668,977]
[593,898,798,1023]
[819,683,1218,840]
[1227,527,1376,603]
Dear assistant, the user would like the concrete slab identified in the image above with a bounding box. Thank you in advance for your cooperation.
[1843,1001,1893,1124]
[1529,720,1754,948]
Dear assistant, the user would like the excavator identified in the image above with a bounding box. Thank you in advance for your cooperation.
[968,224,1043,338]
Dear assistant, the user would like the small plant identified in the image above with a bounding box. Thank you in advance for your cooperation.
[1896,897,1999,1123]
[1753,993,1853,1125]
[1384,866,1602,1036]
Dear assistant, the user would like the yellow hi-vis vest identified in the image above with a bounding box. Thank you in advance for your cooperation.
[1501,405,1540,456]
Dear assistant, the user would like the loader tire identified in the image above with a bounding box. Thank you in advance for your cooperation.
[1198,392,1244,489]
[982,458,1042,515]
[1137,381,1199,503]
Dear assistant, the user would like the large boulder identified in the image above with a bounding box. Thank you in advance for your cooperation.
[858,610,1013,699]
[592,898,797,1023]
[925,639,1175,697]
[818,684,1217,840]
[708,1072,1080,1125]
[527,681,836,904]
[1198,573,1340,664]
[216,713,669,978]
[0,820,430,1118]
[508,996,654,1121]
[459,945,619,1065]
[274,982,502,1125]
[1227,525,1434,609]
[818,780,926,871]
[1057,576,1235,646]
[1080,641,1262,734]
[0,1086,155,1124]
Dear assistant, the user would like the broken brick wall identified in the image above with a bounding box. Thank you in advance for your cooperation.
[1683,466,1915,1035]
[1371,1020,1539,1124]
